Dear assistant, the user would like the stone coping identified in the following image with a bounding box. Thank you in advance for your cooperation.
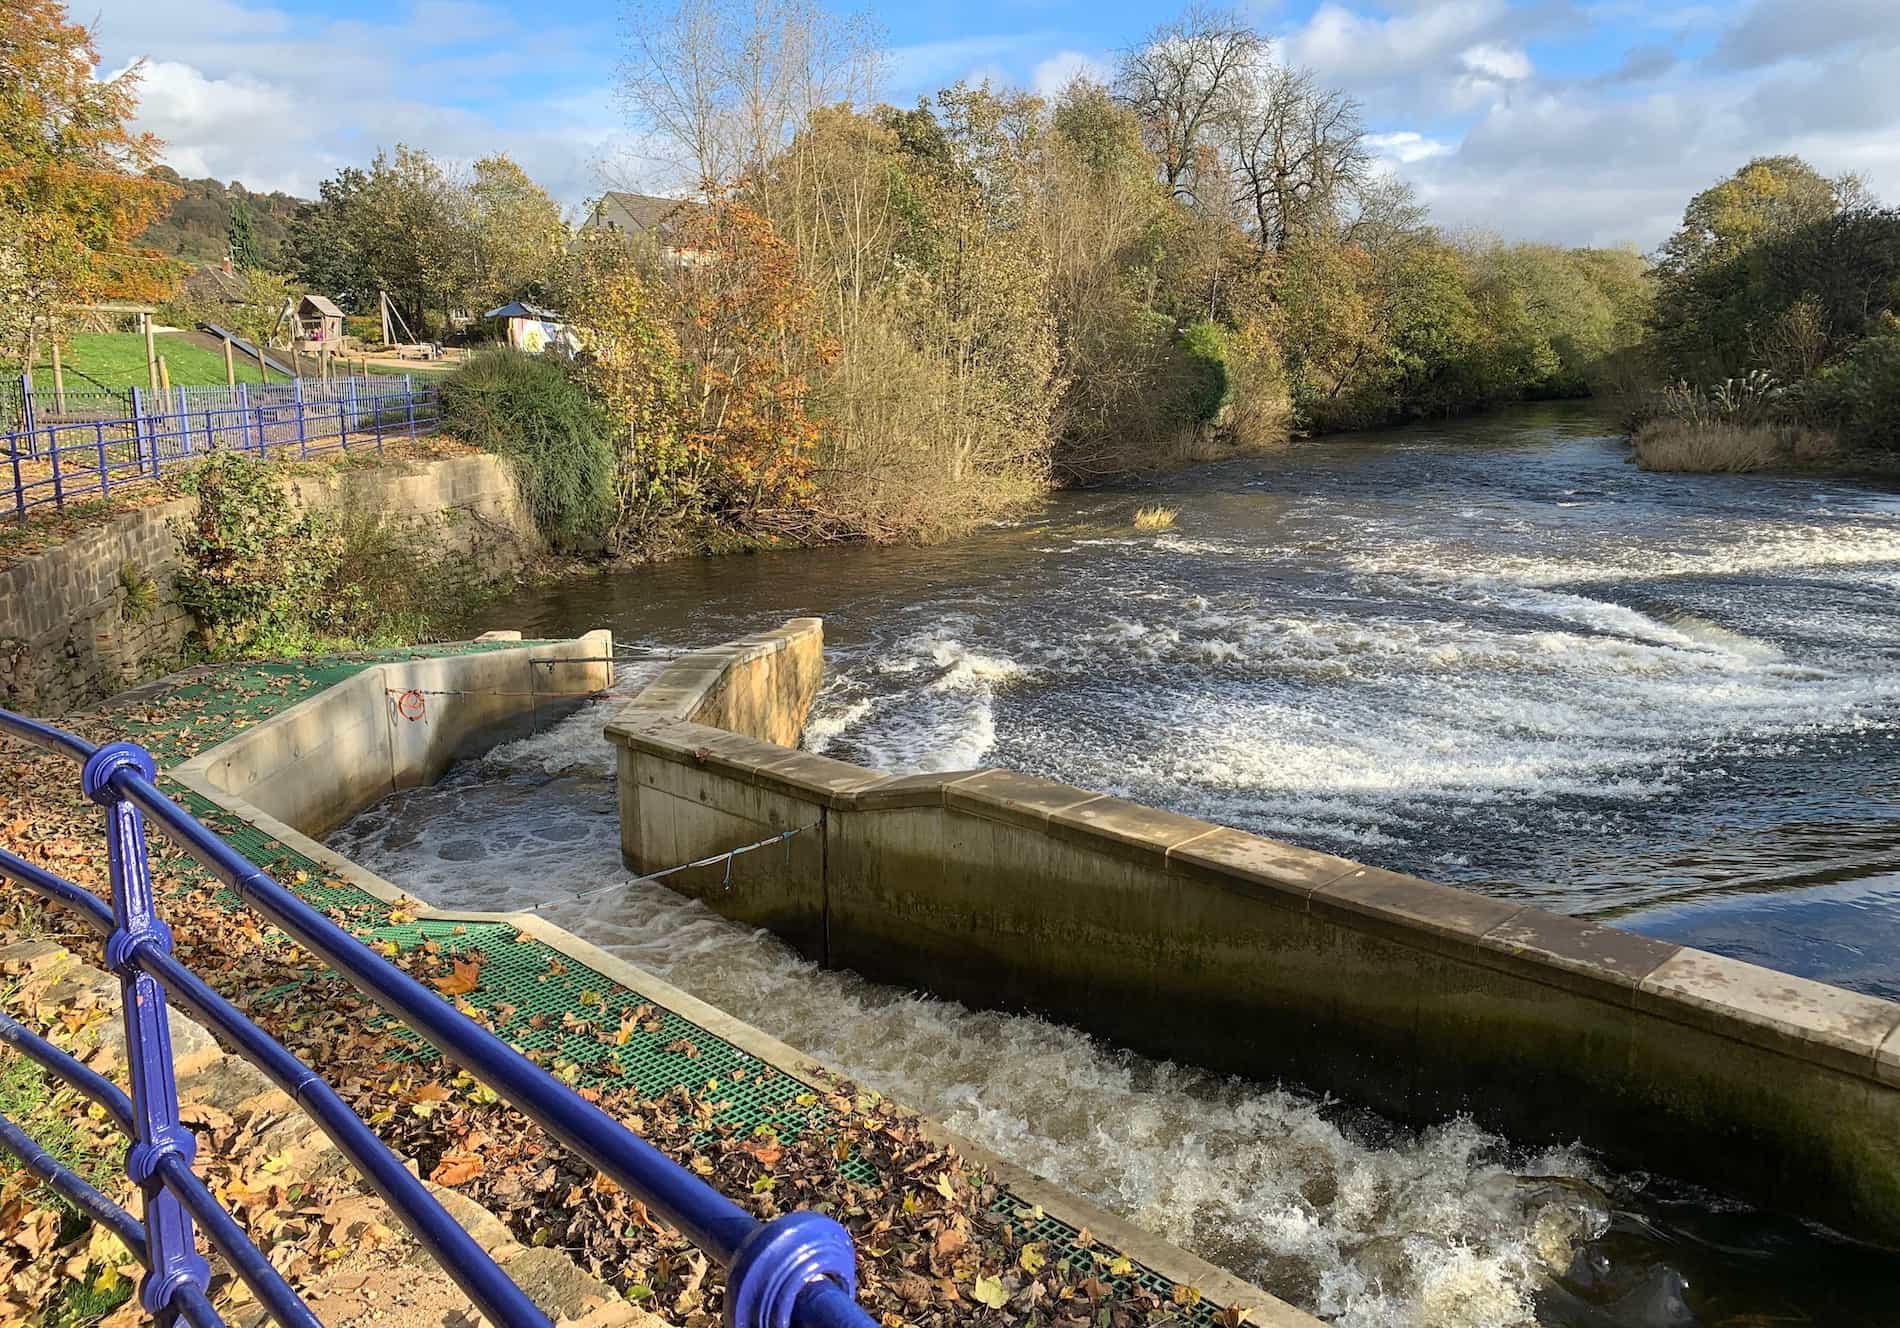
[605,625,1900,1095]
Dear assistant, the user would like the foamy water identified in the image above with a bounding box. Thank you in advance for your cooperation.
[418,404,1900,1323]
[333,700,1610,1328]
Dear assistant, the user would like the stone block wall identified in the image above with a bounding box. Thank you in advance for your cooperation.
[0,453,540,715]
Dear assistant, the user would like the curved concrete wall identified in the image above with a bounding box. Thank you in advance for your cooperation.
[606,619,1900,1248]
[159,626,1310,1327]
[178,632,613,835]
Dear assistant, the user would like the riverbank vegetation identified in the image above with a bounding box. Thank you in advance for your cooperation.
[425,0,1651,553]
[171,450,502,659]
[1634,156,1900,472]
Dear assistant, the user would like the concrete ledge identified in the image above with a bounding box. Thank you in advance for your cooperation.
[148,629,1309,1327]
[605,618,1900,1249]
[177,633,614,837]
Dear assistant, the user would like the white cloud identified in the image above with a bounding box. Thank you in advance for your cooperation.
[1363,130,1455,164]
[90,0,619,207]
[1459,43,1530,83]
[1031,50,1112,98]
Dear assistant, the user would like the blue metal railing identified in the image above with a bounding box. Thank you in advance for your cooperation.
[0,707,874,1328]
[4,374,440,519]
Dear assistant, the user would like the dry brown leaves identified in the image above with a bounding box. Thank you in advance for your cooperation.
[0,706,1206,1328]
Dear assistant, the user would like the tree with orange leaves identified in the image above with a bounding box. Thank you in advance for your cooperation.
[664,194,832,528]
[1,0,179,366]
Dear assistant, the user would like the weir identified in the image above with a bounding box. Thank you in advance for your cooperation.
[147,633,1310,1326]
[607,618,1900,1250]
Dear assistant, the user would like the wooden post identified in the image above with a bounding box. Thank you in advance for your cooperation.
[143,314,159,394]
[253,340,271,385]
[379,289,392,347]
[157,355,171,394]
[223,335,235,387]
[292,348,304,381]
[50,341,66,413]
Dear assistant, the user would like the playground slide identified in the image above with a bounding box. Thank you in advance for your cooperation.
[198,322,296,378]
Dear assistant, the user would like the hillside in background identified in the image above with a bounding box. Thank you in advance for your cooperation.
[137,169,306,266]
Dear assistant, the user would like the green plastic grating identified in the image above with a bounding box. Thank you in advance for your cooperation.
[75,645,1227,1325]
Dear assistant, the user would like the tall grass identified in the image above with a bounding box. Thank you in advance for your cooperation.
[1133,505,1178,531]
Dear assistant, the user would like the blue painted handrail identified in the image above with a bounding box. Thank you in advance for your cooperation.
[0,706,875,1328]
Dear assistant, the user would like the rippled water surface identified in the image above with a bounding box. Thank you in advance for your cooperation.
[334,406,1900,1326]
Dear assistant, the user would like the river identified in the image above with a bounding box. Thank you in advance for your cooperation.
[331,405,1900,1326]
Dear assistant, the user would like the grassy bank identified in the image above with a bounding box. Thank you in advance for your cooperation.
[17,332,269,391]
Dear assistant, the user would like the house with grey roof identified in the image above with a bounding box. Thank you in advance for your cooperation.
[580,192,712,265]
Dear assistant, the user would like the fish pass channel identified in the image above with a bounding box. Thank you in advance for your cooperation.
[334,403,1900,1325]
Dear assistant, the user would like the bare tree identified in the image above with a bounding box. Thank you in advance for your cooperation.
[1113,4,1265,202]
[617,0,879,195]
[1225,64,1371,254]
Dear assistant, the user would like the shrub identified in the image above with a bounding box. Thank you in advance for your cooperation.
[1631,419,1837,473]
[1178,320,1232,424]
[439,349,616,549]
[1133,505,1178,531]
[173,451,503,657]
[1811,329,1900,454]
[174,450,341,655]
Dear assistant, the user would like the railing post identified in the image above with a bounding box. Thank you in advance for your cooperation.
[8,429,23,519]
[349,376,359,436]
[20,373,37,465]
[97,421,110,498]
[294,377,306,456]
[129,384,145,478]
[84,741,211,1321]
[49,424,64,512]
[406,383,417,442]
[237,382,250,456]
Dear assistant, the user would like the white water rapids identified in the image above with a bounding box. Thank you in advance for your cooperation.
[337,407,1900,1324]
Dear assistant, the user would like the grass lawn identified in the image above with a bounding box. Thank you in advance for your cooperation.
[22,332,268,391]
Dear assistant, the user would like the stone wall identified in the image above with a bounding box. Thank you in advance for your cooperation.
[0,453,539,715]
[606,619,1900,1249]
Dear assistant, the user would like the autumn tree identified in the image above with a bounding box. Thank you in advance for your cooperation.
[1114,4,1264,202]
[467,154,568,310]
[0,0,178,365]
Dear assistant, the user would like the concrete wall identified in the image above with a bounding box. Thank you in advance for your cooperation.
[606,620,1900,1249]
[178,632,613,837]
[157,620,1313,1328]
[0,453,540,715]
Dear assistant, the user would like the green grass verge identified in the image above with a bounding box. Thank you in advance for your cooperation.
[21,333,268,391]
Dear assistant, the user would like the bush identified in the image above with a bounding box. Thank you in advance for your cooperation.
[1811,330,1900,453]
[173,450,496,658]
[1178,320,1231,424]
[1632,419,1837,472]
[174,451,339,655]
[439,349,616,549]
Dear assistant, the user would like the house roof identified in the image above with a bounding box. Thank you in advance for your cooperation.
[585,192,705,241]
[485,301,563,321]
[299,294,344,318]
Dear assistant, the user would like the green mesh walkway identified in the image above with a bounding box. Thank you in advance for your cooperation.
[119,648,1226,1323]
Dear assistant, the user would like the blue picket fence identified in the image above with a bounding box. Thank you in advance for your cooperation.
[3,375,441,520]
[0,707,874,1328]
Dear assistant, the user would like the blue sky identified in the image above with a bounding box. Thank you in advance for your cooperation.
[88,0,1900,249]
